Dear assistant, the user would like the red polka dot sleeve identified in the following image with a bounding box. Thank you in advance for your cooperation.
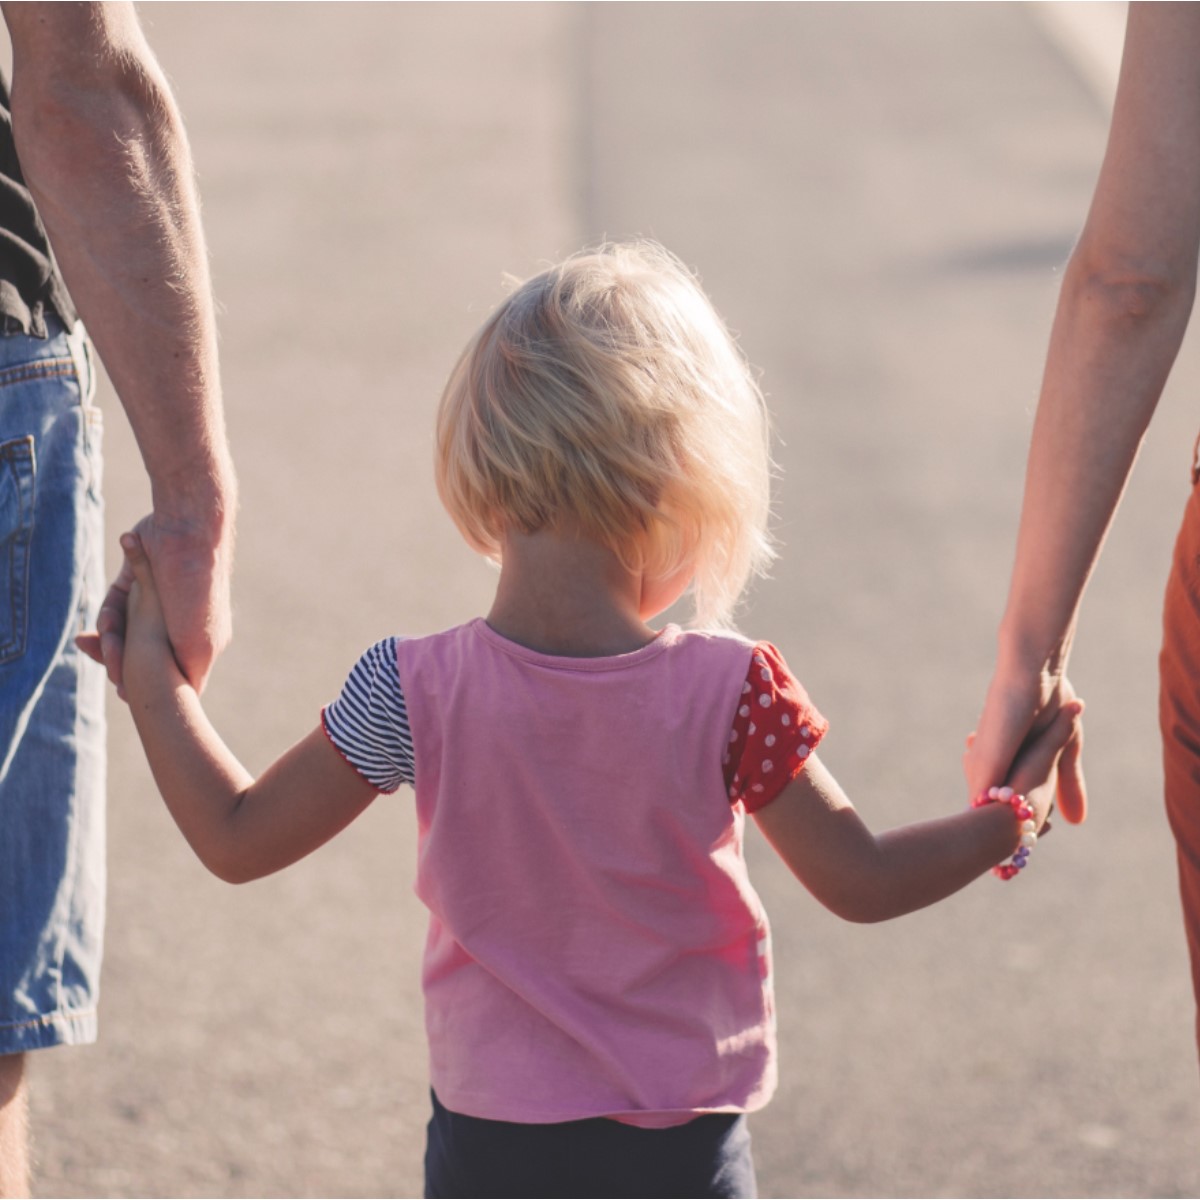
[722,642,828,813]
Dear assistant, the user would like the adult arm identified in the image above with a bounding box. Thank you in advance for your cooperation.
[1,1,235,692]
[965,3,1200,820]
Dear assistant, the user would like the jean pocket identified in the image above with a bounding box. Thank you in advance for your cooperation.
[0,435,35,663]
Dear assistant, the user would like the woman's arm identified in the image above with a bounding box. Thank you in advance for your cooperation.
[120,535,378,884]
[756,703,1080,923]
[966,4,1200,820]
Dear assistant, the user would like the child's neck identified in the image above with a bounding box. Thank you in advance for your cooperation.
[486,527,660,659]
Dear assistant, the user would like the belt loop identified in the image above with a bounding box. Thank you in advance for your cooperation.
[66,321,95,406]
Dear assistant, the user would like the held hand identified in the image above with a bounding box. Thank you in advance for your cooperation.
[76,509,232,695]
[116,531,186,699]
[121,532,169,644]
[964,671,1087,824]
[997,697,1086,831]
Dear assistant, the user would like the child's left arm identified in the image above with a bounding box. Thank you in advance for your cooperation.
[118,534,379,884]
[753,701,1081,923]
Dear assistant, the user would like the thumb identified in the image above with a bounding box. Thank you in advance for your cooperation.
[119,531,153,585]
[119,531,163,626]
[1055,722,1088,825]
[75,631,104,664]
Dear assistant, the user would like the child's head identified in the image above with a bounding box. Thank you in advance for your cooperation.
[435,241,774,628]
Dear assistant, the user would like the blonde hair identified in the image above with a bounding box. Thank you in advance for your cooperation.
[435,241,774,628]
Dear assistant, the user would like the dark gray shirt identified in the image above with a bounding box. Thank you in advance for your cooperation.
[0,72,75,336]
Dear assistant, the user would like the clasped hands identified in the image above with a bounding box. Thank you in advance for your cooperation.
[965,668,1087,831]
[75,510,232,698]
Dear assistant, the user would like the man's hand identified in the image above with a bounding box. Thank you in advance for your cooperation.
[77,510,232,696]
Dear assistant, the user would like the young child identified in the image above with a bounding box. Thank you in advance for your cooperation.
[112,241,1078,1199]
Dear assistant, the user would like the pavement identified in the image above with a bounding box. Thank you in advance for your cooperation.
[23,3,1200,1196]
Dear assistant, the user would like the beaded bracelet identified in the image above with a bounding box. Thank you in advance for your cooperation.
[971,786,1038,880]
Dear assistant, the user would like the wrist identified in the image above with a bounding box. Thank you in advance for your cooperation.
[150,459,238,545]
[971,787,1039,880]
[125,642,190,716]
[995,612,1074,686]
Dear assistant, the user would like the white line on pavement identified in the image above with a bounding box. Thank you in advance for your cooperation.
[1026,0,1127,110]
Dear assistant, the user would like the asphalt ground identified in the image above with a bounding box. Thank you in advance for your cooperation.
[22,3,1200,1196]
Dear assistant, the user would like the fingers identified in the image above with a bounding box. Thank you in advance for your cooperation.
[74,631,103,665]
[177,651,214,696]
[103,559,133,696]
[76,533,162,698]
[124,521,222,694]
[81,527,216,699]
[74,556,135,692]
[963,684,1039,799]
[1055,722,1088,825]
[1005,700,1085,799]
[119,530,151,578]
[119,532,167,633]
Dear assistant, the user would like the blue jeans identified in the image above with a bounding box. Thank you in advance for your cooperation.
[0,318,105,1054]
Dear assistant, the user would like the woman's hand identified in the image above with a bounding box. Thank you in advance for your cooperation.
[965,668,1087,824]
[1000,694,1085,832]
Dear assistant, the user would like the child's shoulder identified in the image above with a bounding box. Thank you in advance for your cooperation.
[667,629,812,701]
[338,623,476,682]
[384,619,479,654]
[666,624,778,660]
[671,625,754,647]
[659,625,763,679]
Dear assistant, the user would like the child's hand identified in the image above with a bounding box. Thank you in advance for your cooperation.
[972,698,1085,832]
[119,532,186,701]
[966,672,1087,825]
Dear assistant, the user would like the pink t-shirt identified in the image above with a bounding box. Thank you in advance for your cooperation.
[324,619,826,1127]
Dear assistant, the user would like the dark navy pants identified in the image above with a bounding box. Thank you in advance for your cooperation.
[424,1091,757,1199]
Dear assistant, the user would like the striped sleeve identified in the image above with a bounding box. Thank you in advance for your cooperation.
[321,638,414,793]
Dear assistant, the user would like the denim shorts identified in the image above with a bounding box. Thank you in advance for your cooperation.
[0,317,105,1054]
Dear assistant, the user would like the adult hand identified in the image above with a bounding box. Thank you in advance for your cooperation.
[964,668,1087,825]
[77,509,232,697]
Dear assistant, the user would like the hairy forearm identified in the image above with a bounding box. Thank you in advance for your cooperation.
[5,5,234,524]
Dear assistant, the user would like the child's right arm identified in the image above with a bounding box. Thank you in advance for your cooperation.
[753,703,1081,923]
[118,534,380,884]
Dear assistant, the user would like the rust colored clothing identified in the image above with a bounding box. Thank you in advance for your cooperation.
[1160,450,1200,1046]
